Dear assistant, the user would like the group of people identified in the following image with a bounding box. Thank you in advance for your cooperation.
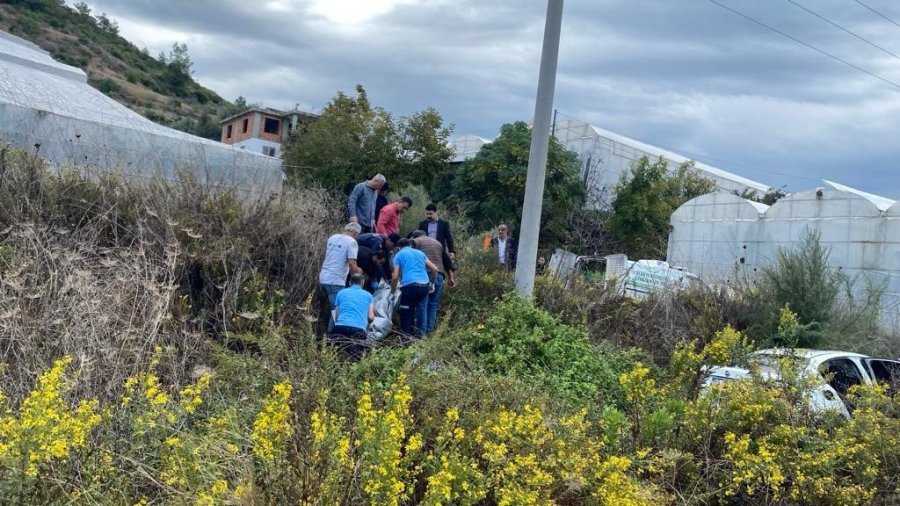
[318,174,458,358]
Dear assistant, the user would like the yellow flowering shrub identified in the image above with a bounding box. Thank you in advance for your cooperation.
[421,408,487,506]
[250,381,293,463]
[121,351,177,439]
[179,372,211,414]
[354,374,423,506]
[0,356,101,479]
[307,391,352,503]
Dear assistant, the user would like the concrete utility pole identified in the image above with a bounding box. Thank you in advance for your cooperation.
[515,0,564,297]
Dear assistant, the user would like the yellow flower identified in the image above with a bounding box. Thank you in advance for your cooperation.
[250,381,293,463]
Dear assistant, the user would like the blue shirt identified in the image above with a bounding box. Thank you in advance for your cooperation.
[334,285,373,330]
[392,246,429,286]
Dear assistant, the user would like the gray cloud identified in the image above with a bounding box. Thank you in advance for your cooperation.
[84,0,900,197]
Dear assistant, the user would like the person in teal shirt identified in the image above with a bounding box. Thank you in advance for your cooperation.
[329,274,374,360]
[390,238,438,337]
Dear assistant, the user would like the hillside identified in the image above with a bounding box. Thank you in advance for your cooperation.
[0,0,243,140]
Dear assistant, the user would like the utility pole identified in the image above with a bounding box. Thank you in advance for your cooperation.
[515,0,564,297]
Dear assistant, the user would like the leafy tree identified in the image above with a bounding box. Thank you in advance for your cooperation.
[282,85,453,193]
[74,2,91,17]
[608,156,715,259]
[395,107,454,191]
[451,121,585,244]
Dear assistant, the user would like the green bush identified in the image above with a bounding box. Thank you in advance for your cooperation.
[464,295,638,409]
[744,229,851,347]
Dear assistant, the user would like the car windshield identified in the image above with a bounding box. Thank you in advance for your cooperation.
[748,353,807,375]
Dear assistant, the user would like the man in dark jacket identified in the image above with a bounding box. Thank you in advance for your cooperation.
[355,246,389,293]
[416,204,456,259]
[489,223,516,270]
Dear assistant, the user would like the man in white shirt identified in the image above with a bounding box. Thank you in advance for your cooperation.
[489,224,516,270]
[319,222,362,332]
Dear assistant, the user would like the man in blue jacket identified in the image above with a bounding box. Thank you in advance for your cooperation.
[348,174,386,234]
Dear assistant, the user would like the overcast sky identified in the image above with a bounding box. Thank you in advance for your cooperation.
[82,0,900,198]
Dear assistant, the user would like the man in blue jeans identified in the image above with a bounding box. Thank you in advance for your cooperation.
[390,238,438,337]
[410,231,456,334]
[318,222,361,332]
[329,274,374,360]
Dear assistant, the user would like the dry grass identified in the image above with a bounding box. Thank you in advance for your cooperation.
[0,146,342,402]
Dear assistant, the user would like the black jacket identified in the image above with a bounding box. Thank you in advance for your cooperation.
[489,236,517,269]
[416,219,455,254]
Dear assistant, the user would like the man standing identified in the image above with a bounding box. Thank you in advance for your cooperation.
[348,174,386,234]
[391,238,438,337]
[375,196,412,236]
[411,231,456,335]
[328,274,374,361]
[417,203,456,259]
[319,223,361,332]
[490,224,516,270]
[374,182,390,226]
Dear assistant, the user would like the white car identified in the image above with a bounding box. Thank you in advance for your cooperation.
[704,349,900,418]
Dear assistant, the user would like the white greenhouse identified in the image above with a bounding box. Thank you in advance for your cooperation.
[0,31,283,195]
[450,119,770,208]
[667,184,900,328]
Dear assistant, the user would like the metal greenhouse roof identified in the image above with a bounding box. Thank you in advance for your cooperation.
[0,30,283,195]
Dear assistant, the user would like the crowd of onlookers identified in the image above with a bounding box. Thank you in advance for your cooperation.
[319,173,534,359]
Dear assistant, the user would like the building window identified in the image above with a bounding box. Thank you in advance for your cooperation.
[242,118,249,133]
[226,124,233,138]
[262,146,277,157]
[263,117,280,135]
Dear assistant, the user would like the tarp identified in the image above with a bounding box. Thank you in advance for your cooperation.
[367,287,399,342]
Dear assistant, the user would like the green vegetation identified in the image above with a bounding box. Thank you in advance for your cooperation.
[609,156,716,259]
[283,85,454,193]
[1,147,898,504]
[0,1,245,139]
[452,121,586,244]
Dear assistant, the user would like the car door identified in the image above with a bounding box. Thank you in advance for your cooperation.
[864,359,900,395]
[819,358,867,412]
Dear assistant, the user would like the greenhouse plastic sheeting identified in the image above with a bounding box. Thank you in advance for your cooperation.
[667,188,900,329]
[0,31,282,197]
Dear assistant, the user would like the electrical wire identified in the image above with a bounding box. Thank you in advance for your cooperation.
[853,0,900,29]
[705,0,900,91]
[786,0,900,60]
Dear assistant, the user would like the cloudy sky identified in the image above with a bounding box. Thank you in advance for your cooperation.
[82,0,900,198]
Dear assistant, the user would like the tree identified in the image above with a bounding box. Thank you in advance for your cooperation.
[451,121,585,244]
[608,156,715,259]
[162,42,193,96]
[282,85,454,193]
[74,2,91,16]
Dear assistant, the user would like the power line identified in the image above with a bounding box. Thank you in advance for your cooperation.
[705,0,900,91]
[786,0,900,61]
[853,0,900,29]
